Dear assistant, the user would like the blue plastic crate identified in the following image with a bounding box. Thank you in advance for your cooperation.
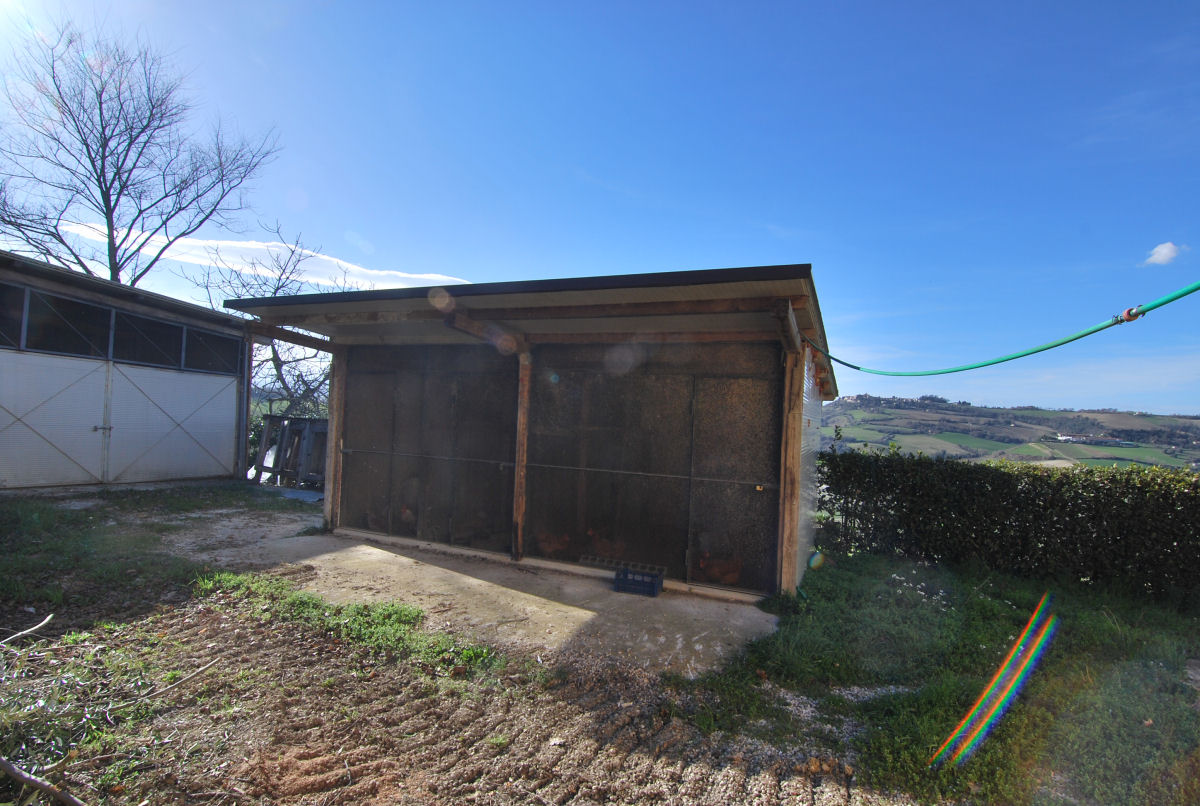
[613,567,663,597]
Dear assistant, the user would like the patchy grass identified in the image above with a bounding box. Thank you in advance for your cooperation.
[674,552,1200,805]
[5,484,1197,805]
[0,497,202,616]
[1,485,506,803]
[1,483,318,630]
[195,571,504,677]
[96,480,318,514]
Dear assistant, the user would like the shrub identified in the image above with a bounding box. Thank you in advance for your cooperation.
[817,451,1200,609]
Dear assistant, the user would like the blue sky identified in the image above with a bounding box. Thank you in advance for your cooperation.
[2,1,1198,413]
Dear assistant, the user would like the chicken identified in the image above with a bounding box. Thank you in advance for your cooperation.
[697,551,743,586]
[536,532,571,559]
[589,529,626,560]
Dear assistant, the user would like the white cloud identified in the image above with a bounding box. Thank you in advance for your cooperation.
[57,223,468,289]
[1142,241,1185,266]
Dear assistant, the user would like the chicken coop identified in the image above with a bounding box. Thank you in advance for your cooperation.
[227,264,837,594]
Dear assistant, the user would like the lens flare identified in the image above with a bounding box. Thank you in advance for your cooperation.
[807,551,825,570]
[930,592,1058,767]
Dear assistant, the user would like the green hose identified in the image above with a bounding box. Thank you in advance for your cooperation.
[809,278,1200,377]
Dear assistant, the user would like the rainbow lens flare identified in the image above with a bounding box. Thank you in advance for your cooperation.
[930,592,1059,766]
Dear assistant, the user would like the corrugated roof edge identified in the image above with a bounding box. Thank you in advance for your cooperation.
[0,249,247,331]
[224,263,814,310]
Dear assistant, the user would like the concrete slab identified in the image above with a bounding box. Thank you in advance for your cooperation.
[165,510,777,678]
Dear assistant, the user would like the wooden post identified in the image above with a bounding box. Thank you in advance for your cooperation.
[777,345,806,593]
[512,351,532,560]
[323,348,348,530]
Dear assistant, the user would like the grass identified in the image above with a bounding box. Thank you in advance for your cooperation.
[891,434,972,457]
[194,571,503,677]
[1101,445,1187,467]
[5,484,1198,804]
[837,425,891,444]
[0,497,202,609]
[1007,443,1050,457]
[1,484,506,799]
[0,482,318,613]
[97,480,319,514]
[934,432,1017,452]
[676,551,1200,805]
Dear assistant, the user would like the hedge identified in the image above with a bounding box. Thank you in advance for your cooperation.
[816,450,1200,609]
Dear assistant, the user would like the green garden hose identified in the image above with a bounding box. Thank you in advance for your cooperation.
[808,278,1200,377]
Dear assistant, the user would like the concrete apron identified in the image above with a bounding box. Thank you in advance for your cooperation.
[287,528,780,679]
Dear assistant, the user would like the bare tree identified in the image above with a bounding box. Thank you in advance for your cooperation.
[183,226,347,418]
[0,22,277,285]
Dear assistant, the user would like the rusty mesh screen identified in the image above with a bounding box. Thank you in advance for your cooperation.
[341,341,786,591]
[340,345,516,552]
[526,342,782,592]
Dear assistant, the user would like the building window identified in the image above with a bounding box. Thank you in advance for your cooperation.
[0,283,23,349]
[185,329,241,374]
[113,312,184,368]
[0,281,241,375]
[24,291,111,358]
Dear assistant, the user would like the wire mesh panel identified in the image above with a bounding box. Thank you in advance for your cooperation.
[797,348,823,582]
[526,342,783,592]
[339,341,789,592]
[340,346,517,549]
[688,374,782,590]
[341,366,397,531]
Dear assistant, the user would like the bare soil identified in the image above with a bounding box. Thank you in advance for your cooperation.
[160,507,779,679]
[24,593,913,805]
[4,493,920,805]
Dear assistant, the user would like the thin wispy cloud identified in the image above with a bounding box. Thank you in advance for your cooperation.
[1142,241,1185,266]
[58,223,468,289]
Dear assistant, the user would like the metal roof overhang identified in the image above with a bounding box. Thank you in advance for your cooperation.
[1,249,247,334]
[226,264,838,399]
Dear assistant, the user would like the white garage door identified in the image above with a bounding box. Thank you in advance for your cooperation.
[0,351,107,486]
[0,351,239,488]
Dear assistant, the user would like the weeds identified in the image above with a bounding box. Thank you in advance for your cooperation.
[195,571,504,678]
[0,495,204,620]
[673,550,1200,805]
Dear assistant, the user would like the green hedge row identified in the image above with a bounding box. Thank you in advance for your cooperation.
[816,450,1200,608]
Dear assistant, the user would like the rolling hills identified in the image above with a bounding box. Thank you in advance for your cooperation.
[821,395,1200,471]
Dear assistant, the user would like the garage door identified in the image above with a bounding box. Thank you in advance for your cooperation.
[0,350,239,487]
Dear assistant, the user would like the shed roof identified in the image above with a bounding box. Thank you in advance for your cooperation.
[0,249,246,334]
[226,263,837,398]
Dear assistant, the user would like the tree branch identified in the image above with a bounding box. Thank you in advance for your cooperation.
[0,755,88,806]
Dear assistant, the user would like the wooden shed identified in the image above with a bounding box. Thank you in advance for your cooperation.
[228,264,837,594]
[0,250,251,488]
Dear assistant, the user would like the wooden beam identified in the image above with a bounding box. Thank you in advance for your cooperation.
[524,330,777,345]
[774,300,803,353]
[776,346,805,593]
[474,296,809,321]
[248,321,337,353]
[511,352,532,560]
[323,350,348,530]
[444,311,528,355]
[258,309,441,327]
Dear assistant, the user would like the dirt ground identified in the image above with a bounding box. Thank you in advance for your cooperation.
[20,593,912,806]
[164,506,778,679]
[4,490,923,805]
